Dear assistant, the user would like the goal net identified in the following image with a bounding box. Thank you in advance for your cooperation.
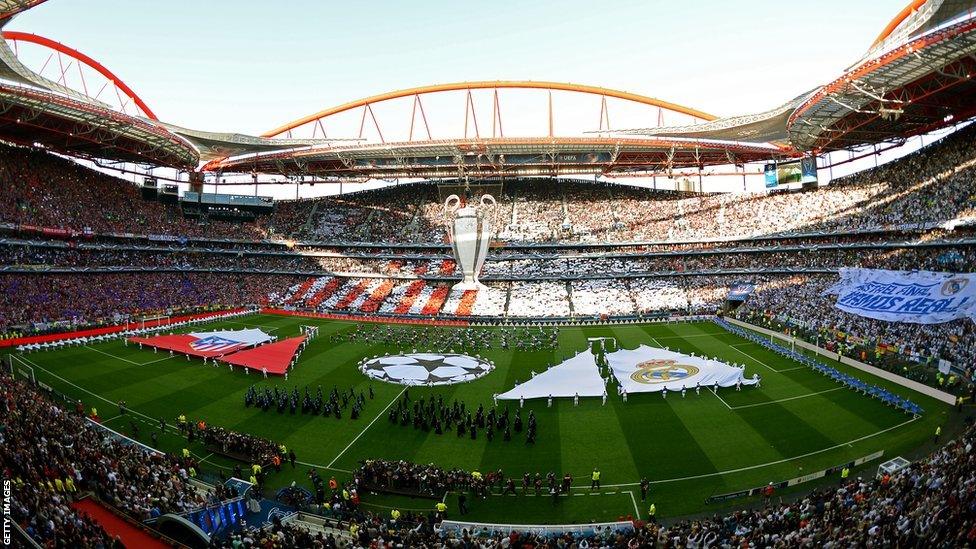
[8,354,35,384]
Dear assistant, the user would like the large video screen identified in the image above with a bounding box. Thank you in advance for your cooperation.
[765,157,818,189]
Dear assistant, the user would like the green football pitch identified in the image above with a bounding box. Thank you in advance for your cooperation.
[5,314,956,524]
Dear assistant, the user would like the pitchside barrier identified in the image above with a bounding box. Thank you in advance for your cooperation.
[436,519,634,539]
[468,315,714,328]
[723,317,957,405]
[706,450,885,504]
[264,307,712,328]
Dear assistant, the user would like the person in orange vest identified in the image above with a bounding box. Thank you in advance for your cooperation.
[328,477,338,491]
[272,454,282,472]
[762,482,775,505]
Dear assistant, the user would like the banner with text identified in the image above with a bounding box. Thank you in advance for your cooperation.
[827,268,976,324]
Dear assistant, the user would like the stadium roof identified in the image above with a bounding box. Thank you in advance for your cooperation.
[0,0,971,176]
[208,136,782,180]
[0,0,47,21]
[617,0,976,153]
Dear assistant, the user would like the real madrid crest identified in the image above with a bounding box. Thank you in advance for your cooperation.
[630,359,700,384]
[941,277,969,296]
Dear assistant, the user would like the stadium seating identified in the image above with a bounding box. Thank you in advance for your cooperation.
[2,118,976,394]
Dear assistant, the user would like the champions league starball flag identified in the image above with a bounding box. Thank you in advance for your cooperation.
[361,353,494,386]
[606,346,757,394]
[826,268,976,325]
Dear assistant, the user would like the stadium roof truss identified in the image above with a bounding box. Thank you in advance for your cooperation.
[0,82,197,166]
[788,9,976,151]
[208,136,783,180]
[205,81,787,178]
[616,0,976,155]
[0,28,198,167]
[0,0,47,21]
[0,0,972,177]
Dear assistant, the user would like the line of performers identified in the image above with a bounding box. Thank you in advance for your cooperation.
[388,392,538,444]
[334,324,559,353]
[244,384,373,419]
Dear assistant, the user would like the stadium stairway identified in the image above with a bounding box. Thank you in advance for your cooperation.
[292,513,353,541]
[378,280,411,313]
[440,287,464,315]
[565,281,576,317]
[301,201,320,234]
[71,497,169,549]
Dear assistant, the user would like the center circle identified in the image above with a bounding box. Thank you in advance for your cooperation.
[360,353,494,386]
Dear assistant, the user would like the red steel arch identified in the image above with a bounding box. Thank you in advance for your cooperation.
[871,0,928,48]
[2,31,158,120]
[262,81,718,138]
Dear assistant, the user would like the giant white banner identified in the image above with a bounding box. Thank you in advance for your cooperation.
[607,345,757,394]
[497,350,606,400]
[826,268,976,325]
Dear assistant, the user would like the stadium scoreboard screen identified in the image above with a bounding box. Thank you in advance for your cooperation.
[765,157,818,189]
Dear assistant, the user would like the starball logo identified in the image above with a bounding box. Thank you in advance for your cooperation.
[2,479,11,546]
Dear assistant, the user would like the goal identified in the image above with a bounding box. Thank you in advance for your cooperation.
[8,354,35,383]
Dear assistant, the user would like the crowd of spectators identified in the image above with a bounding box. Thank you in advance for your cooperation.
[570,279,636,317]
[0,143,287,239]
[0,272,303,337]
[4,239,975,281]
[736,274,976,385]
[507,281,571,317]
[285,124,976,245]
[0,374,207,546]
[2,120,975,250]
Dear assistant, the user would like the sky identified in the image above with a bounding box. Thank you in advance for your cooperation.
[8,0,918,195]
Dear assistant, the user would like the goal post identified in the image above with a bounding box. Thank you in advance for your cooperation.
[137,314,171,331]
[765,329,797,352]
[8,354,35,384]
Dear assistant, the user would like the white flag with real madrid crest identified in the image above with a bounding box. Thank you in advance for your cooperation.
[607,345,757,394]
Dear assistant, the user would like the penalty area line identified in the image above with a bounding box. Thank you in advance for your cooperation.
[729,387,844,410]
[13,355,184,437]
[84,345,174,366]
[326,386,407,469]
[710,388,732,410]
[626,490,641,518]
[727,344,786,373]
